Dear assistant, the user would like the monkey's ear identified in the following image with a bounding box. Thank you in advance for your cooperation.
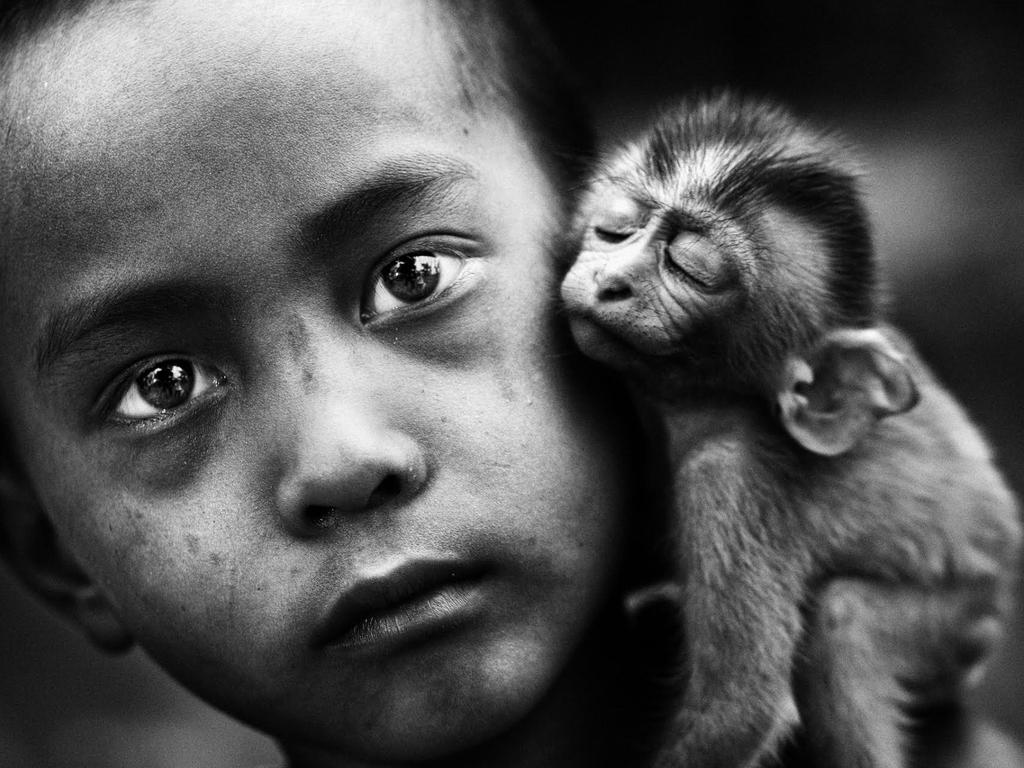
[777,328,919,456]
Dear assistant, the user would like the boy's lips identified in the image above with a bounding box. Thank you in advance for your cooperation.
[311,558,487,651]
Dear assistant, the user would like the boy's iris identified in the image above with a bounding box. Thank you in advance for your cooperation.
[382,253,442,302]
[136,361,195,410]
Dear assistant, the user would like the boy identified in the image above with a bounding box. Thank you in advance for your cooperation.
[0,1,1018,766]
[0,2,654,765]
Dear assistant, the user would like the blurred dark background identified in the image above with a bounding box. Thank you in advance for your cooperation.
[2,1,1023,765]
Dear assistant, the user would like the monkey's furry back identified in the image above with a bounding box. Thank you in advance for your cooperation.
[646,330,1020,768]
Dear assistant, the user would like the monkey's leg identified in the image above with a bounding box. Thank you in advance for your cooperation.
[793,578,1004,768]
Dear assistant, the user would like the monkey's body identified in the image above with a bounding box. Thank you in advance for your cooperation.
[658,342,1016,768]
[561,94,1020,768]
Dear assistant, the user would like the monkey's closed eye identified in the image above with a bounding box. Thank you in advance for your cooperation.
[587,194,648,247]
[663,233,732,291]
[593,225,638,244]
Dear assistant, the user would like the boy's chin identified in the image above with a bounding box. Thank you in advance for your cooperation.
[277,640,561,765]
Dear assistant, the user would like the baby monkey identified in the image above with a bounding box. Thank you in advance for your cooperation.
[561,93,1021,768]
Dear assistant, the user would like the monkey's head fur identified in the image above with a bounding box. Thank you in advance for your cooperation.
[561,91,878,403]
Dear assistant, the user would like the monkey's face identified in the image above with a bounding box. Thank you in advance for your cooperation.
[561,185,746,371]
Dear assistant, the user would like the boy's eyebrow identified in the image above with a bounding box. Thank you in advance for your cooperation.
[304,155,478,246]
[34,281,228,375]
[34,156,478,375]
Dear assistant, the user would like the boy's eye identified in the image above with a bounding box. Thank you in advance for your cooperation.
[114,359,219,420]
[364,250,464,320]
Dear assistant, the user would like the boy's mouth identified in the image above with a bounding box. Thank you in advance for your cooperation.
[312,558,487,651]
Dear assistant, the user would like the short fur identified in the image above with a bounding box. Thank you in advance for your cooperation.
[561,92,1021,768]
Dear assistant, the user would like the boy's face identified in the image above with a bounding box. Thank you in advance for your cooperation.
[0,1,631,762]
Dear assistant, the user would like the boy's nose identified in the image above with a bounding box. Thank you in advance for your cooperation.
[275,408,428,537]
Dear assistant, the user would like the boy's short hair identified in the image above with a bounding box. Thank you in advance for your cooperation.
[437,1,595,196]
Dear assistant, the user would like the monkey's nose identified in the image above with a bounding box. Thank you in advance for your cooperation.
[595,271,633,302]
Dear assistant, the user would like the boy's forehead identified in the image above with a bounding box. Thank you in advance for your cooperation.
[1,0,483,303]
[1,0,524,383]
[8,0,462,162]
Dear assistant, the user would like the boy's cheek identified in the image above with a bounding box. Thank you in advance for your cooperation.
[54,481,304,667]
[14,413,263,592]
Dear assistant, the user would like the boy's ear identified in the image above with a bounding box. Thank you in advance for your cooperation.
[0,470,133,653]
[777,327,920,457]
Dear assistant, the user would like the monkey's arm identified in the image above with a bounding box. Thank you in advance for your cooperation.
[655,423,812,768]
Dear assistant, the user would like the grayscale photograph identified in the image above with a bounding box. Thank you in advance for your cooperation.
[0,2,1021,767]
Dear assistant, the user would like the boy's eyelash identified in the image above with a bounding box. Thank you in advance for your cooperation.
[376,233,480,269]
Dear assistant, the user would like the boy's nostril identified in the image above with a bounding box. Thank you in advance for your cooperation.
[296,473,404,533]
[366,473,403,510]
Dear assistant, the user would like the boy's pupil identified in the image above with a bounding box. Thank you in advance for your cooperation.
[138,362,194,409]
[384,253,441,301]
